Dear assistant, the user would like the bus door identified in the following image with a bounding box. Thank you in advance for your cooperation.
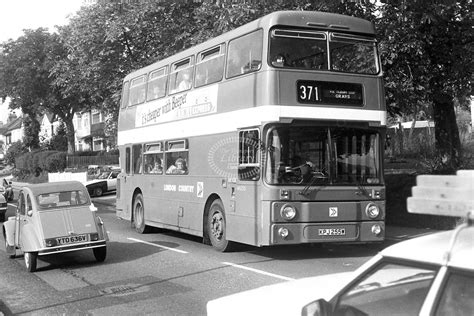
[228,129,261,246]
[116,145,138,221]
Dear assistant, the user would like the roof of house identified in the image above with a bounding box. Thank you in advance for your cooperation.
[0,117,22,135]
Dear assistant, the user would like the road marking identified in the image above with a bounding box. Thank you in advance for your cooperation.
[222,262,295,281]
[127,237,189,254]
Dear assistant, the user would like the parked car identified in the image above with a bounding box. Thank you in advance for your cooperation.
[0,177,14,202]
[0,194,7,222]
[2,181,108,272]
[85,168,120,197]
[207,173,474,316]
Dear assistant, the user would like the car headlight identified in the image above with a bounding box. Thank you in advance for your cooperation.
[280,204,296,221]
[365,203,380,219]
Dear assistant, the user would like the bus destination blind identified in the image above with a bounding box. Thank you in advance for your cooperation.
[297,81,363,106]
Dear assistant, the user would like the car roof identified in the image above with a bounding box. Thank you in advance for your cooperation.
[381,226,473,270]
[23,181,88,196]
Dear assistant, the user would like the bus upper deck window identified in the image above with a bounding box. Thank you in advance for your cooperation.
[147,67,167,101]
[269,29,327,70]
[195,45,225,88]
[226,30,263,78]
[329,33,379,74]
[170,58,194,94]
[121,81,130,109]
[129,76,146,106]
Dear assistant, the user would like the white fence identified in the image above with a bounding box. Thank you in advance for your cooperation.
[48,172,87,183]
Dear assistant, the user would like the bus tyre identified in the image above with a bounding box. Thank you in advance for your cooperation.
[133,193,150,234]
[207,199,233,252]
[24,252,38,272]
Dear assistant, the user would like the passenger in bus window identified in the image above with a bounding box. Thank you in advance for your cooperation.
[166,158,187,174]
[152,85,161,99]
[178,70,192,91]
[271,54,286,67]
[150,159,163,174]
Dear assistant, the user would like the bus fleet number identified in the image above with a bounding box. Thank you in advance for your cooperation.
[298,83,320,103]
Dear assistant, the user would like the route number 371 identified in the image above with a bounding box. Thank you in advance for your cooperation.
[297,82,320,103]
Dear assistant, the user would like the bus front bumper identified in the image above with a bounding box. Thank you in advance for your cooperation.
[270,221,385,245]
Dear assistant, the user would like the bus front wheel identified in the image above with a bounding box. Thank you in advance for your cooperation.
[207,199,233,252]
[133,193,150,234]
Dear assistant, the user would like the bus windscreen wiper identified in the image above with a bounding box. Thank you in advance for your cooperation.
[299,171,328,196]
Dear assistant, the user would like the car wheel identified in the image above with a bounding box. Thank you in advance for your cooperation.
[24,252,38,272]
[0,213,4,222]
[93,246,107,262]
[207,199,234,252]
[133,193,150,234]
[94,187,103,197]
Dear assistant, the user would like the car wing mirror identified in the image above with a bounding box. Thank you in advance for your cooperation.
[27,210,33,217]
[301,299,332,316]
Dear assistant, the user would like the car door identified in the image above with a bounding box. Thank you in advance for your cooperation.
[14,191,26,247]
[107,171,119,191]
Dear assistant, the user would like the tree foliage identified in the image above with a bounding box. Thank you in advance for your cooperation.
[1,0,472,173]
[377,0,473,172]
[0,29,53,149]
[0,30,83,154]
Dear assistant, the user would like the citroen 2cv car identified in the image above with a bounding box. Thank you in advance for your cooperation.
[2,181,108,272]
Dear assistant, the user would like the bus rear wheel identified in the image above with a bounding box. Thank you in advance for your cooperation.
[133,193,150,234]
[207,199,233,252]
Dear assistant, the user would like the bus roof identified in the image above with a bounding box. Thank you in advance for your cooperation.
[123,10,376,82]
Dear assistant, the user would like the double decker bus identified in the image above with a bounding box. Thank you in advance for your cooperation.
[116,11,386,251]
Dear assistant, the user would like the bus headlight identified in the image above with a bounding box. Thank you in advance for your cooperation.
[278,227,289,239]
[280,204,296,220]
[371,224,382,236]
[365,203,380,219]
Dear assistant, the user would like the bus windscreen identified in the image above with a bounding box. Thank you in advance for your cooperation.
[270,29,379,75]
[265,125,381,185]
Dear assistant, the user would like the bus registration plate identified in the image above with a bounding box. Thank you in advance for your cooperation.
[57,234,88,245]
[318,228,346,236]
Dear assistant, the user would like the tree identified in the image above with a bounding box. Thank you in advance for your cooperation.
[46,122,69,152]
[4,141,28,167]
[51,0,375,143]
[0,29,54,150]
[377,0,473,172]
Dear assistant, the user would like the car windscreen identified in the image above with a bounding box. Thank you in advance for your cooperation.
[37,190,89,209]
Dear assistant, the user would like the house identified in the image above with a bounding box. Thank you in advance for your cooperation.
[0,108,112,154]
[73,109,109,152]
[39,112,61,144]
[0,116,24,151]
